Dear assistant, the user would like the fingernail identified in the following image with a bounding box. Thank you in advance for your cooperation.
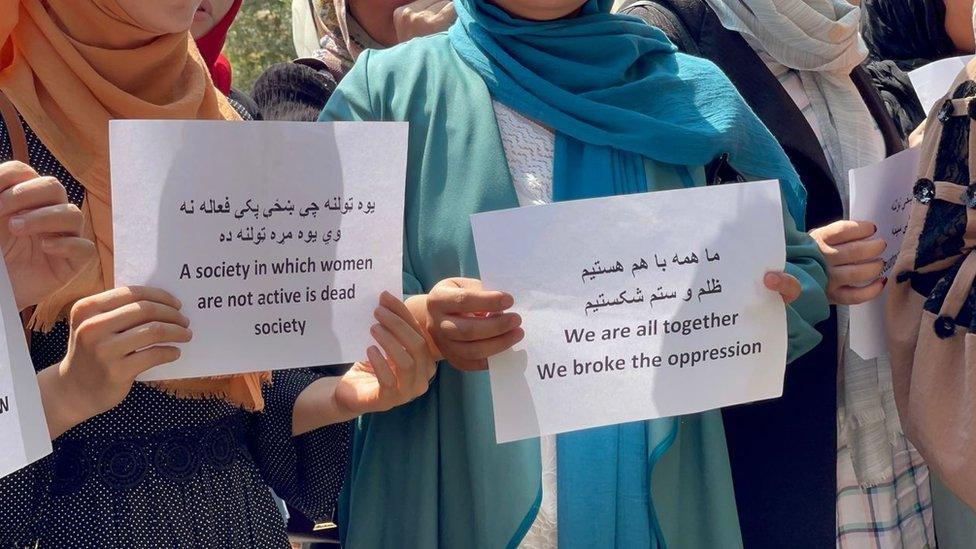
[9,217,24,232]
[40,238,54,250]
[872,224,878,235]
[882,277,888,286]
[501,293,515,308]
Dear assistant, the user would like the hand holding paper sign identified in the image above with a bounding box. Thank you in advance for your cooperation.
[809,220,887,305]
[336,292,435,412]
[0,161,94,310]
[763,272,802,304]
[36,286,190,439]
[293,291,435,436]
[471,180,800,442]
[416,277,523,372]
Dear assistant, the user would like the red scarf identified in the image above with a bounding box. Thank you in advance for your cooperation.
[194,0,242,95]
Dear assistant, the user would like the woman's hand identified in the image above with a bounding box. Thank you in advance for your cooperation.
[332,291,435,418]
[422,277,523,371]
[764,272,803,304]
[36,286,191,439]
[393,0,456,44]
[0,161,95,310]
[809,220,886,305]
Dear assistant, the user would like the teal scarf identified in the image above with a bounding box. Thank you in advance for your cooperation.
[450,1,808,546]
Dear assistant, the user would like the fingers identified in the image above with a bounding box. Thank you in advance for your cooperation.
[831,278,885,305]
[375,298,435,379]
[40,236,96,260]
[813,220,876,246]
[121,345,182,376]
[8,203,83,237]
[106,321,192,360]
[96,299,190,334]
[764,272,802,304]
[0,161,40,193]
[828,237,886,266]
[429,279,514,315]
[70,286,182,326]
[831,260,884,287]
[370,323,414,383]
[379,291,424,333]
[0,175,68,217]
[446,327,525,364]
[366,345,396,389]
[437,312,521,342]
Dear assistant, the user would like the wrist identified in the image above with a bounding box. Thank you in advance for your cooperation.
[292,377,356,436]
[37,362,94,440]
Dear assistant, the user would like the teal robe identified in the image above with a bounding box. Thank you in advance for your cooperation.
[320,34,829,549]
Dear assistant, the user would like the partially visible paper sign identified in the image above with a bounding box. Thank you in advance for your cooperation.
[111,121,407,380]
[910,55,975,114]
[472,180,788,443]
[849,147,922,360]
[0,259,51,479]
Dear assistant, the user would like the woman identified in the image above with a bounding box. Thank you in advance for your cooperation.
[191,0,240,96]
[319,0,829,546]
[0,1,433,547]
[189,0,260,117]
[260,0,455,121]
[297,0,456,83]
[620,1,934,547]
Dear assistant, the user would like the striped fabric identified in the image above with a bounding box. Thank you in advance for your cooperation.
[836,434,935,549]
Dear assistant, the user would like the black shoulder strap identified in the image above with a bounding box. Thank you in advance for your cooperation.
[618,0,702,56]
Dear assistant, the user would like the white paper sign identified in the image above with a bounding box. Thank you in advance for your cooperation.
[111,121,407,380]
[848,147,922,360]
[0,259,51,479]
[910,55,975,114]
[472,181,788,443]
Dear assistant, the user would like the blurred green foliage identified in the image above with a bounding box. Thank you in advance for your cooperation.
[224,0,296,93]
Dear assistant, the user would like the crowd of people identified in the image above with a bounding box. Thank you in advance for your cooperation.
[0,0,974,547]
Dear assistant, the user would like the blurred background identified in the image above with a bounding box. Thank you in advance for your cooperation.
[225,0,294,92]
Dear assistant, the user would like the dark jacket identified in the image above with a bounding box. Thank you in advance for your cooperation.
[620,1,905,547]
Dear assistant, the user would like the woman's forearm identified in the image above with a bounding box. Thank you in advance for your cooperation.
[36,364,91,440]
[291,377,356,436]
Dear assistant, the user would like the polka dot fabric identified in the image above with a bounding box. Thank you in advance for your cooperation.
[0,110,351,547]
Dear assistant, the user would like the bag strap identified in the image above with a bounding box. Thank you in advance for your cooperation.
[0,91,28,164]
[618,0,702,57]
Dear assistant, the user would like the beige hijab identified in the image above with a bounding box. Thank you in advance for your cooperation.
[0,0,269,410]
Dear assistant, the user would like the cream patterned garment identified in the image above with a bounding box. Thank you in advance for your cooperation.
[493,100,558,549]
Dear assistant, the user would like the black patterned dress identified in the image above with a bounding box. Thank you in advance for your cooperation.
[0,106,351,548]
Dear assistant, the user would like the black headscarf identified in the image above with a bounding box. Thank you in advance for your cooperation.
[862,0,958,70]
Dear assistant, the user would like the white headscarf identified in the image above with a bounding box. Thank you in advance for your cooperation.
[704,0,886,193]
[705,0,893,488]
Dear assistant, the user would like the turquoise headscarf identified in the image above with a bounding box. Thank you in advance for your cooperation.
[449,1,809,546]
[449,0,807,225]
